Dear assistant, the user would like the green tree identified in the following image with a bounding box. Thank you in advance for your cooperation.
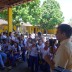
[0,10,8,20]
[40,0,64,30]
[12,0,41,26]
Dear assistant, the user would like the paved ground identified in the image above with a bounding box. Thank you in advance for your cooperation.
[9,62,29,72]
[0,62,30,72]
[0,61,42,72]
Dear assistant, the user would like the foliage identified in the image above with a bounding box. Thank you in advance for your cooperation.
[12,0,41,26]
[0,10,8,20]
[40,0,64,29]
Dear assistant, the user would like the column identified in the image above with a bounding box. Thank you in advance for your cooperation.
[8,7,12,32]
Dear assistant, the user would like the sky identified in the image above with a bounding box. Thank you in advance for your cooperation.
[40,0,72,23]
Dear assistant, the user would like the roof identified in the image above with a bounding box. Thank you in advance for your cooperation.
[0,19,8,25]
[20,22,32,26]
[0,0,32,11]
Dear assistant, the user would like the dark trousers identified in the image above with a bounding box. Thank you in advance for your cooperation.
[29,55,38,72]
[27,58,31,68]
[8,53,20,67]
[22,49,26,61]
[40,59,50,72]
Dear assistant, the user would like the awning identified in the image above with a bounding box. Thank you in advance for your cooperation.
[0,0,32,11]
[20,22,32,26]
[0,19,8,25]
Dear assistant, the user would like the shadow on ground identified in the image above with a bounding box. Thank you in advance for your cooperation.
[0,62,30,72]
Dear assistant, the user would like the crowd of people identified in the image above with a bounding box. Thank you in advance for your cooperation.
[0,24,72,72]
[0,31,58,72]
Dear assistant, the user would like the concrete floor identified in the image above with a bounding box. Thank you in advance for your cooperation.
[0,62,30,72]
[0,61,42,72]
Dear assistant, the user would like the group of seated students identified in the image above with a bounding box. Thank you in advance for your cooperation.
[0,31,59,72]
[0,31,25,70]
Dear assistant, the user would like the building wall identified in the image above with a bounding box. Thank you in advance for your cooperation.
[25,26,57,34]
[0,25,16,33]
[0,25,56,34]
[48,29,57,34]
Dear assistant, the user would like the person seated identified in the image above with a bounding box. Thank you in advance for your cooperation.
[0,43,7,70]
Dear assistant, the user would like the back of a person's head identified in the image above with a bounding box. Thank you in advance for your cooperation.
[58,24,72,38]
[38,32,41,36]
[32,39,36,42]
[3,32,6,35]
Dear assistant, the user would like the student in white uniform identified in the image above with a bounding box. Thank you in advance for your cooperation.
[36,39,45,68]
[37,39,45,51]
[26,38,32,68]
[35,32,44,42]
[40,40,50,72]
[29,39,38,72]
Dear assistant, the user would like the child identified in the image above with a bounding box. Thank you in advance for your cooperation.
[29,39,39,72]
[40,40,50,72]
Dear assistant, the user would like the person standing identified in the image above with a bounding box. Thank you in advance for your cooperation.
[44,24,72,71]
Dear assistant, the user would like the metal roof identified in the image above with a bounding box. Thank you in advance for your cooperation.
[0,0,31,11]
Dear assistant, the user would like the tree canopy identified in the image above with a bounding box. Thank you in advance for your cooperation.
[40,0,64,29]
[12,0,41,26]
[0,10,8,20]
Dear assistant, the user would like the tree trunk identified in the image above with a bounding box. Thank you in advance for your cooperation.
[46,29,48,36]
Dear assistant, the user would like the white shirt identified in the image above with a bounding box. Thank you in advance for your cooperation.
[37,43,45,50]
[41,47,50,59]
[23,38,28,47]
[30,47,38,57]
